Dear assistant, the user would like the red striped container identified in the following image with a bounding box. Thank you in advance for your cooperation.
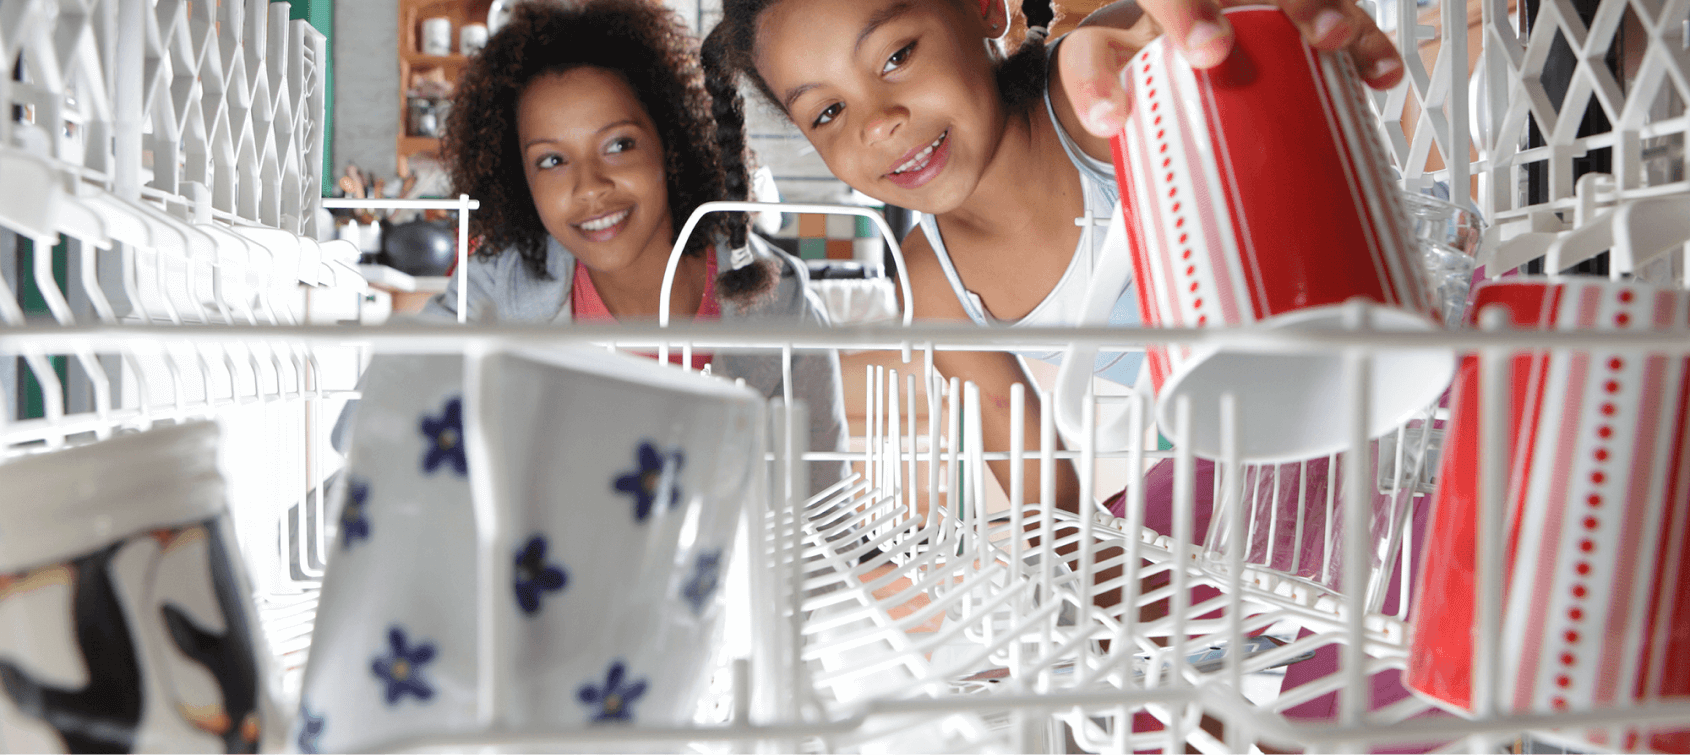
[1110,6,1451,462]
[1408,278,1690,752]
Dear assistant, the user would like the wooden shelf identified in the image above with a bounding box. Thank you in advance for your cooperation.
[401,53,470,70]
[397,0,493,165]
[399,135,441,153]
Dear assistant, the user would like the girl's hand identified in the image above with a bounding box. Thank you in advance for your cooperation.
[1059,0,1406,139]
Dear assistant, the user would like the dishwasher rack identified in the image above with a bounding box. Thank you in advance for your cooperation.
[6,0,1690,752]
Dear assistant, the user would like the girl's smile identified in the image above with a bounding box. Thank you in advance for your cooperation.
[885,128,950,190]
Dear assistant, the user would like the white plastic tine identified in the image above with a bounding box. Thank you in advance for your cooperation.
[0,147,65,241]
[1008,380,1026,681]
[1473,305,1512,725]
[1169,394,1194,691]
[946,376,962,540]
[1341,303,1373,732]
[0,270,66,448]
[1037,386,1056,693]
[905,372,917,533]
[659,201,914,329]
[887,367,902,531]
[130,242,179,325]
[925,347,942,533]
[963,381,986,560]
[1316,451,1338,586]
[28,235,74,324]
[30,235,115,438]
[56,192,114,257]
[1291,458,1309,576]
[1118,388,1147,687]
[1262,463,1281,569]
[1611,195,1690,277]
[1220,393,1245,708]
[75,234,118,323]
[1077,375,1096,670]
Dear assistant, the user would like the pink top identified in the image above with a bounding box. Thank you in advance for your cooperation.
[570,253,719,370]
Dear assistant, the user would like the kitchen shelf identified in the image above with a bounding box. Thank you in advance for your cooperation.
[396,0,493,166]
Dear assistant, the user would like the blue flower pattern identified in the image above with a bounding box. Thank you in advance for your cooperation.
[340,477,371,549]
[370,626,437,705]
[513,535,569,615]
[578,659,648,723]
[336,416,706,727]
[295,703,324,753]
[682,550,724,615]
[613,442,683,522]
[421,397,467,476]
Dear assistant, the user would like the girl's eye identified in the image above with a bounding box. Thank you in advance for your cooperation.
[607,137,636,154]
[536,154,563,169]
[882,42,916,74]
[812,103,843,129]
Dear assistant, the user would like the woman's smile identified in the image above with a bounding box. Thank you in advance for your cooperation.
[573,207,634,241]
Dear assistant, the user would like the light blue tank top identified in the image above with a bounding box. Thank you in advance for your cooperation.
[916,82,1142,387]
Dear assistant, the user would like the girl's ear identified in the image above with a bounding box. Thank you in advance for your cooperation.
[983,0,1010,39]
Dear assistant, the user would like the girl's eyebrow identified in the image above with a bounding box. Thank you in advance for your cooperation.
[854,1,913,55]
[521,119,642,151]
[780,1,913,112]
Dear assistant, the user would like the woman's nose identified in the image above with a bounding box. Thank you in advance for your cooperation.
[577,162,615,201]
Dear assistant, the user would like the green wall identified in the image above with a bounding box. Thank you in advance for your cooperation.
[282,0,334,195]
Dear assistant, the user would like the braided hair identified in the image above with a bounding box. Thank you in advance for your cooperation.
[444,0,769,296]
[701,0,1060,150]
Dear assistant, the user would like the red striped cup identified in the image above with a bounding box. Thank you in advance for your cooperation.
[1109,6,1452,461]
[1407,278,1690,752]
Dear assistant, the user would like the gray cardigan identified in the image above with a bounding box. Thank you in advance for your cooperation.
[421,234,850,494]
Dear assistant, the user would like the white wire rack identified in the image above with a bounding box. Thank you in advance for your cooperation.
[5,0,1690,752]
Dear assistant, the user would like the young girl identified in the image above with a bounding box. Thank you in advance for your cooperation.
[701,0,1415,736]
[699,0,1404,519]
[424,0,848,490]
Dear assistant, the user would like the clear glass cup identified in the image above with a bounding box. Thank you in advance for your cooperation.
[1400,191,1486,326]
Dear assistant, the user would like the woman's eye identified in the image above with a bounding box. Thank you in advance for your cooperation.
[882,42,916,74]
[812,103,842,128]
[607,137,636,154]
[536,154,563,169]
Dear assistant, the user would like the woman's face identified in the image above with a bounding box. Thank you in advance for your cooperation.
[517,66,672,276]
[753,0,1006,215]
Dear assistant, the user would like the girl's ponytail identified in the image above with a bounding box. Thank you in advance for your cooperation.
[1020,0,1055,43]
[995,0,1055,113]
[701,28,776,300]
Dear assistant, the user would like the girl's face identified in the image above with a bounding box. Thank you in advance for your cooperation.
[754,0,1005,215]
[517,67,673,275]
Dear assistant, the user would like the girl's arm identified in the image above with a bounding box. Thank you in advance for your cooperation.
[900,228,1083,516]
[1048,0,1407,163]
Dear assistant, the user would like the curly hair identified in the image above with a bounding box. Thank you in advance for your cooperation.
[445,0,767,293]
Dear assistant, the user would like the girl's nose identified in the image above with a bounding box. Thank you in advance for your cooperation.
[863,103,909,145]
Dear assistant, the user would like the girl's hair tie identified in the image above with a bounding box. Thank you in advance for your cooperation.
[730,245,755,270]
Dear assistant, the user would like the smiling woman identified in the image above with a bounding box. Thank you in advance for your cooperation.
[412,0,850,494]
[515,67,681,316]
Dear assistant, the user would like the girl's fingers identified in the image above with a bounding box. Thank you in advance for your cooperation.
[1141,0,1405,90]
[1136,0,1236,69]
[1350,21,1407,88]
[1058,26,1148,138]
[1269,0,1406,88]
[1272,0,1365,49]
